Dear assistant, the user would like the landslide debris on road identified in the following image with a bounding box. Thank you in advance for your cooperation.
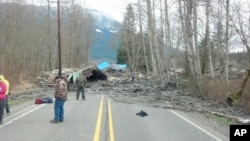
[11,67,250,125]
[88,69,250,124]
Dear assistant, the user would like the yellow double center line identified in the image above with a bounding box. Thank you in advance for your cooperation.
[108,97,115,141]
[93,96,115,141]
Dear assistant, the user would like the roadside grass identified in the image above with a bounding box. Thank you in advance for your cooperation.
[9,98,31,107]
[205,112,237,126]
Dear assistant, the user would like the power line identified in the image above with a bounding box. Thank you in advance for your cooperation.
[0,10,84,33]
[0,11,58,28]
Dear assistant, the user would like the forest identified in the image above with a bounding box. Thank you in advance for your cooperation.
[118,0,250,110]
[0,0,250,111]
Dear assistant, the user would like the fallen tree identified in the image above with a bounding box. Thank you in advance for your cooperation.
[227,69,250,106]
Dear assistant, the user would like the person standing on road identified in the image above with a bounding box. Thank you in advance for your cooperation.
[0,77,7,125]
[75,72,87,100]
[50,76,68,123]
[0,75,10,115]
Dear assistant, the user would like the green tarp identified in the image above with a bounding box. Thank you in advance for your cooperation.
[67,70,82,83]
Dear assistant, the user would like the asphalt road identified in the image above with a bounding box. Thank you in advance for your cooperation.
[0,92,229,141]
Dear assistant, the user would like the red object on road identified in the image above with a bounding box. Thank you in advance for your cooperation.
[35,97,42,104]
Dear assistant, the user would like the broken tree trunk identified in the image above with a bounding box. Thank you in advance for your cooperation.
[227,69,250,106]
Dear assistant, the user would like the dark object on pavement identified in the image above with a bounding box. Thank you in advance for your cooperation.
[42,97,53,103]
[136,110,148,117]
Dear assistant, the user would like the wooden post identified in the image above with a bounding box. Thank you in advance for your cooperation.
[57,0,62,77]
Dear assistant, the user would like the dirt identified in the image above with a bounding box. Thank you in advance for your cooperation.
[89,77,249,119]
[86,71,250,137]
[9,71,250,137]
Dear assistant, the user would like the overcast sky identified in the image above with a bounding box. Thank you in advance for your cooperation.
[22,0,135,23]
[79,0,133,22]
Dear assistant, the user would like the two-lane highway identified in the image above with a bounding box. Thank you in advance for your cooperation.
[111,102,229,141]
[0,92,229,141]
[1,92,105,141]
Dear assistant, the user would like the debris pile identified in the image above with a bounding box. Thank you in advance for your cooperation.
[36,68,77,87]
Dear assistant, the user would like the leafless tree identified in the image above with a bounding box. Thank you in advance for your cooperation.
[227,0,250,105]
[205,0,214,77]
[178,0,202,92]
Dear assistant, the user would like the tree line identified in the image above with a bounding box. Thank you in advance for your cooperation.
[0,0,95,88]
[0,0,249,103]
[118,0,250,98]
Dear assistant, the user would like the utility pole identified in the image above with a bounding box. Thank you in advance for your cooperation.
[53,0,69,77]
[57,0,62,77]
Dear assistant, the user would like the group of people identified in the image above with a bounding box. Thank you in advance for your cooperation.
[0,75,11,125]
[50,72,87,124]
[0,72,87,125]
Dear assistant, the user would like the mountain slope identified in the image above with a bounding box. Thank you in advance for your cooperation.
[0,3,122,62]
[88,9,122,62]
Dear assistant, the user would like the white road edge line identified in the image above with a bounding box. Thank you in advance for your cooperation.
[170,110,223,141]
[0,104,45,129]
[4,105,40,120]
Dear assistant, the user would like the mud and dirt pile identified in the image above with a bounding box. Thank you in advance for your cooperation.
[88,70,250,124]
[11,68,250,125]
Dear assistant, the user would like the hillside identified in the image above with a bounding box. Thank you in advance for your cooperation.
[0,3,122,62]
[88,9,122,62]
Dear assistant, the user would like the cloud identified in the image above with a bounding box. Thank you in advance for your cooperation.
[83,0,126,23]
[24,0,136,23]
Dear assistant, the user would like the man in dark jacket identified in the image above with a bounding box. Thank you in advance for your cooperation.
[75,72,87,100]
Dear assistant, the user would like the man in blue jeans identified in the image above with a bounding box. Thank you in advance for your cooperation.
[50,76,68,123]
